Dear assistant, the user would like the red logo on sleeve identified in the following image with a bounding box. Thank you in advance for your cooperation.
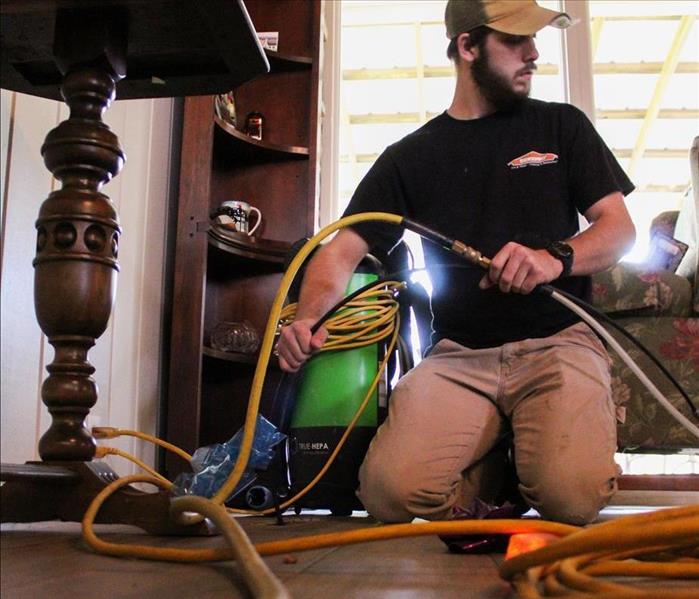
[508,151,559,169]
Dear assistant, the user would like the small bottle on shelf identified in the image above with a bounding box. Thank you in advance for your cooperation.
[245,111,264,140]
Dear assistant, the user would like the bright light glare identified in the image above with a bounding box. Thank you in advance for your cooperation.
[505,533,560,560]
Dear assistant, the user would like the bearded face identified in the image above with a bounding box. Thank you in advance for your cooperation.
[471,33,537,112]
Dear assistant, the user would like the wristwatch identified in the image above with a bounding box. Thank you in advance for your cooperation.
[546,241,574,278]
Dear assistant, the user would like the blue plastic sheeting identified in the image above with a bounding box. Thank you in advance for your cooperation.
[172,414,286,502]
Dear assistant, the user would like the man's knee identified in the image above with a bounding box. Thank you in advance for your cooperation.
[519,463,619,525]
[357,453,453,523]
[357,456,415,522]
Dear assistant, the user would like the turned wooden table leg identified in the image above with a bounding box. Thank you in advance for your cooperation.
[2,54,213,537]
[35,66,124,460]
[1,0,265,535]
[6,64,215,535]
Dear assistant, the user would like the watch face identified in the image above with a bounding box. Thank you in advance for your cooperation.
[547,241,574,277]
[552,241,573,258]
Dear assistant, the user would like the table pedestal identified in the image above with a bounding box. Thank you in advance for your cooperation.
[2,462,214,535]
[0,7,214,535]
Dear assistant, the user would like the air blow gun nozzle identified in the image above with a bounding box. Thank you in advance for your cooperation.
[450,240,491,270]
[400,218,492,270]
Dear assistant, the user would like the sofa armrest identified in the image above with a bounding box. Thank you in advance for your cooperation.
[592,263,693,317]
[611,316,699,451]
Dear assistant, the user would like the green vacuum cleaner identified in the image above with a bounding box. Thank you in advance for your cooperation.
[238,254,390,515]
[287,267,383,515]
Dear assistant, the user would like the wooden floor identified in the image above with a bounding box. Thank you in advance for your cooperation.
[2,512,511,599]
[2,502,696,598]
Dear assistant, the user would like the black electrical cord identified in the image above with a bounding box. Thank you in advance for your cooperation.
[279,211,697,425]
[402,217,455,248]
[300,264,697,420]
[538,283,698,419]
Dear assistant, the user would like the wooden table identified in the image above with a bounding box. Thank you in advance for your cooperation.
[0,0,267,532]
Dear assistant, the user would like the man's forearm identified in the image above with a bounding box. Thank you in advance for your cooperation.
[296,251,356,322]
[294,228,370,323]
[569,192,636,276]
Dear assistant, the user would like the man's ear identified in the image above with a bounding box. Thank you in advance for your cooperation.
[457,32,478,63]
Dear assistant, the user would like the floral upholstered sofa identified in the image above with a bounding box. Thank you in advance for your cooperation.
[591,136,698,451]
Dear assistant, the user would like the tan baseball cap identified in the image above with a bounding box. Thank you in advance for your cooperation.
[445,0,572,38]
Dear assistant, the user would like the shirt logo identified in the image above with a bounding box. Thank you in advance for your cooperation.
[508,150,559,169]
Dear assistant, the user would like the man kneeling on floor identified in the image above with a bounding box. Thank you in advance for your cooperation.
[276,0,635,526]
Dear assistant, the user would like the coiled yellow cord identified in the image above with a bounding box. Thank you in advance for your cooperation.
[93,280,404,518]
[503,504,699,597]
[279,281,403,351]
[208,212,404,507]
[81,212,699,598]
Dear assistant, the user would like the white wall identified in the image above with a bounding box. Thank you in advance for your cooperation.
[318,0,342,229]
[0,90,174,476]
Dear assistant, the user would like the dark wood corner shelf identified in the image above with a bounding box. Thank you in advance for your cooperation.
[166,0,321,476]
[213,115,309,162]
[207,226,291,264]
[265,50,313,72]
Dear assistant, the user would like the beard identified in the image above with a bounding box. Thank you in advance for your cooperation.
[472,45,532,112]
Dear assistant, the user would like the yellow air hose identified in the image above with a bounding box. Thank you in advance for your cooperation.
[208,212,404,507]
[81,212,699,598]
[95,282,403,519]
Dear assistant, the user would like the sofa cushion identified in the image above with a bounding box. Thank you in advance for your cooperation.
[592,263,693,317]
[611,317,699,450]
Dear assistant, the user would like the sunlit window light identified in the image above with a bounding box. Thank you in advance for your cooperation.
[337,0,697,266]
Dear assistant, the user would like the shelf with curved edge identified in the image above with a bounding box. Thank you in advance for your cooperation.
[202,345,281,370]
[207,225,292,265]
[203,345,259,365]
[265,49,313,72]
[213,115,309,162]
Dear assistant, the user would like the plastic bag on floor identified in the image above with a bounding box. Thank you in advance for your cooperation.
[172,414,286,502]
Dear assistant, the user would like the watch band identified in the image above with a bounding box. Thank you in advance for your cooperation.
[546,241,574,278]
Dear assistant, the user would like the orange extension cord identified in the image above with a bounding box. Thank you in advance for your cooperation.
[84,213,699,598]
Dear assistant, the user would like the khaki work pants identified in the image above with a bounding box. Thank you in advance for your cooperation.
[357,322,619,525]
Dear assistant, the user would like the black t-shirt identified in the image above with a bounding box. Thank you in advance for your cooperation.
[343,99,634,348]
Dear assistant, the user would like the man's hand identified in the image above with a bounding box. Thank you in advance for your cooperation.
[276,318,328,372]
[478,242,563,294]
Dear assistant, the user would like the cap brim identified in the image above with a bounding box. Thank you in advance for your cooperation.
[489,5,572,35]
